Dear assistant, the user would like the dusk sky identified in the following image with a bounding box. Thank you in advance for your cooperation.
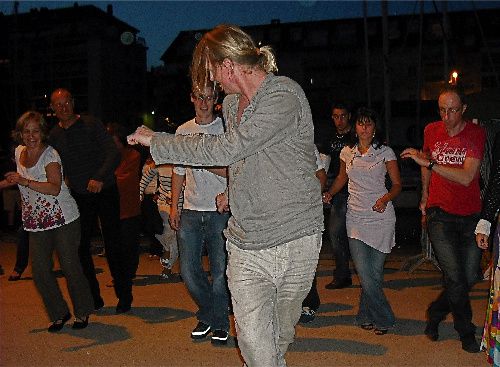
[2,1,500,68]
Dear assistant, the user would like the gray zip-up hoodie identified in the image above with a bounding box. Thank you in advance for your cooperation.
[150,74,323,250]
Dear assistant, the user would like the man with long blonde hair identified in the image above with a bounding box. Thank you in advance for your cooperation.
[129,24,323,366]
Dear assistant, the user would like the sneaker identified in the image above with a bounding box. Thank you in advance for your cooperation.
[211,329,229,345]
[159,257,170,268]
[299,307,316,323]
[191,321,211,339]
[159,268,171,280]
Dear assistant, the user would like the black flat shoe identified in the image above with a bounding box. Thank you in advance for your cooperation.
[72,316,89,329]
[116,301,131,314]
[424,321,439,341]
[325,278,352,290]
[48,313,71,333]
[94,298,105,311]
[374,328,388,335]
[8,272,21,281]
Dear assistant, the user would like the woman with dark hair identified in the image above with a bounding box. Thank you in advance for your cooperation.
[323,107,401,335]
[5,111,93,332]
[476,133,500,364]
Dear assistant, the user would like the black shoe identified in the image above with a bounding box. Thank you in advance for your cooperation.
[8,271,22,281]
[191,321,211,339]
[461,335,480,353]
[116,300,132,314]
[211,329,229,345]
[299,307,316,324]
[48,313,71,333]
[94,298,105,311]
[325,278,352,290]
[72,316,89,329]
[424,321,439,341]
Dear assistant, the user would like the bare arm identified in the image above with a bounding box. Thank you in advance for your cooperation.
[0,178,16,190]
[322,160,348,203]
[431,157,481,186]
[372,160,402,213]
[315,168,327,192]
[400,147,481,186]
[5,162,62,196]
[420,165,431,216]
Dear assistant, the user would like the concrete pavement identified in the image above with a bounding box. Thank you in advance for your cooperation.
[0,231,490,367]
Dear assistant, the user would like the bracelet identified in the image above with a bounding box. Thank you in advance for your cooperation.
[427,160,436,171]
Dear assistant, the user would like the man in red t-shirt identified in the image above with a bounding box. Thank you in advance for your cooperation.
[401,85,486,353]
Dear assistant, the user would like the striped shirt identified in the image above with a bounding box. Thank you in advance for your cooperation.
[139,164,183,211]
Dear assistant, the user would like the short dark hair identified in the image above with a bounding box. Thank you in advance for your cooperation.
[331,101,350,112]
[13,111,48,145]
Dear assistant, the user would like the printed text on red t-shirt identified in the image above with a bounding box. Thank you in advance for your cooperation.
[431,142,466,165]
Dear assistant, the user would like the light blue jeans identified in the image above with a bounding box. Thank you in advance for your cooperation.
[227,233,321,367]
[156,210,178,269]
[348,237,395,329]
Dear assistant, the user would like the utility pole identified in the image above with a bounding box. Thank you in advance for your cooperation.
[363,0,372,108]
[381,0,391,144]
[416,0,424,145]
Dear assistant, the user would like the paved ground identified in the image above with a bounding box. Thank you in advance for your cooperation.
[0,229,491,367]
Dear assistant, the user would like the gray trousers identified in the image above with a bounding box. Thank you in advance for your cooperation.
[227,234,321,367]
[30,219,94,322]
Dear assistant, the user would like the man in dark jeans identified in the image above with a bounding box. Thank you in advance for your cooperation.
[401,85,485,353]
[325,102,352,290]
[49,88,128,312]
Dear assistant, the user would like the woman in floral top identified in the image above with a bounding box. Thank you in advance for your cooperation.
[5,111,93,332]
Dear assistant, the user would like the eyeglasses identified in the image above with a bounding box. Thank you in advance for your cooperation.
[438,106,462,115]
[332,114,349,120]
[51,100,72,110]
[192,94,215,103]
[356,120,374,127]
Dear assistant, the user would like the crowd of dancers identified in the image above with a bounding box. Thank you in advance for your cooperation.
[1,24,500,367]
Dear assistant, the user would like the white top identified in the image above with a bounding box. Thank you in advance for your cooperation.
[15,145,79,232]
[340,144,397,253]
[173,117,227,211]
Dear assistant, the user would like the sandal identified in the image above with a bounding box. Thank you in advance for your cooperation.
[374,328,388,335]
[360,323,374,330]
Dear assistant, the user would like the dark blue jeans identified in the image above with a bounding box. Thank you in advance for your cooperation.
[426,207,481,338]
[328,192,350,281]
[177,209,230,331]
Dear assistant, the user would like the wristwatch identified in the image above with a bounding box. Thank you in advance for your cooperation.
[427,160,436,170]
